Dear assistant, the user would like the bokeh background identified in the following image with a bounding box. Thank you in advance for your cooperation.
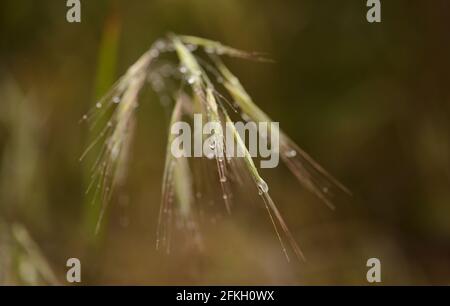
[0,0,449,285]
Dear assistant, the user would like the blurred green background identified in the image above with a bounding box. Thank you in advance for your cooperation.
[0,0,449,285]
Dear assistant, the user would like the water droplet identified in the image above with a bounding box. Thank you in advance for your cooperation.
[257,179,269,195]
[96,102,102,109]
[179,66,188,74]
[82,114,88,120]
[286,150,297,158]
[112,96,121,104]
[222,194,228,200]
[220,177,227,183]
[187,75,197,85]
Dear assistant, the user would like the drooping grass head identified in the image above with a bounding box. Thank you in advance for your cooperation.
[80,34,349,261]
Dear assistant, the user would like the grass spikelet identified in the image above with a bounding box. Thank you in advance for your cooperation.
[179,35,272,62]
[222,109,304,261]
[82,33,349,260]
[213,57,351,209]
[172,36,233,213]
[81,40,165,233]
[157,93,202,253]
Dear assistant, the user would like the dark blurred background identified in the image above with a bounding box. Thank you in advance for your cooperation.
[0,0,449,285]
